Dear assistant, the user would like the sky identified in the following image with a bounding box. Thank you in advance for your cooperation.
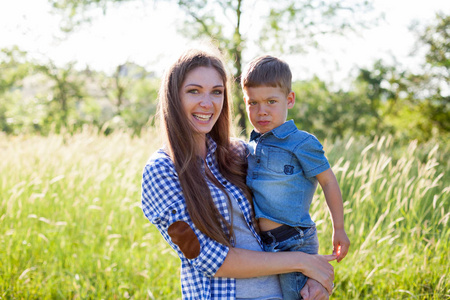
[0,0,449,88]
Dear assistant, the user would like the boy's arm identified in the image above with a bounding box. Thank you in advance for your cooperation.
[316,168,350,262]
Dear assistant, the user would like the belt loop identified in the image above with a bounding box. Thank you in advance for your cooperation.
[295,226,304,238]
[268,231,276,245]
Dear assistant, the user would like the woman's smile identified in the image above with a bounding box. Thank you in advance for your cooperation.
[193,113,213,122]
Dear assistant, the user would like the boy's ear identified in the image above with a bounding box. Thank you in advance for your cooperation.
[242,93,249,102]
[287,91,295,109]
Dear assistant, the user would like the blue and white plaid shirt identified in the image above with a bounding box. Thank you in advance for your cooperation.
[141,135,262,299]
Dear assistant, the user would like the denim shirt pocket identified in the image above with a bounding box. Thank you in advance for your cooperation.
[267,148,301,175]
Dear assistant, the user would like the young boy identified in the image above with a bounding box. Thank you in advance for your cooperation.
[241,55,350,300]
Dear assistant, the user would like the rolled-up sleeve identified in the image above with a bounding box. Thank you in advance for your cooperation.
[141,152,229,277]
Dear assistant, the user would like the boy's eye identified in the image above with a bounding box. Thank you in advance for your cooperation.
[248,101,257,106]
[268,100,277,104]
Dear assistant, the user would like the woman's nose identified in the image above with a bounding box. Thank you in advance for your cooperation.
[199,95,213,108]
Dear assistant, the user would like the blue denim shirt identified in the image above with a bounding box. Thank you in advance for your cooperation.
[247,120,330,227]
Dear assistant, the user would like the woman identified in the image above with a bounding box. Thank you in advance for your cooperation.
[141,46,335,299]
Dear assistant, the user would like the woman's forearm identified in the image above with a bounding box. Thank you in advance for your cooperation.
[214,247,336,294]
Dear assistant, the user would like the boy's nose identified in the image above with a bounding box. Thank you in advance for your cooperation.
[258,105,268,115]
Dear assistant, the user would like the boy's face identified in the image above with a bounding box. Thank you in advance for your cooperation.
[243,86,295,134]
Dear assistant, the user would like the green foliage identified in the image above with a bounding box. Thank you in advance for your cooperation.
[414,13,450,134]
[34,62,87,133]
[0,47,32,134]
[97,63,159,135]
[0,51,159,136]
[260,0,376,53]
[352,13,450,141]
[0,46,31,94]
[2,7,449,141]
[48,0,376,131]
[289,77,378,140]
[420,13,450,71]
[0,131,448,298]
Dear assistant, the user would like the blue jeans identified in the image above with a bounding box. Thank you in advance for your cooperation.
[261,224,319,300]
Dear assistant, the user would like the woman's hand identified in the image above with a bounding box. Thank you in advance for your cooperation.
[215,248,335,294]
[297,254,336,294]
[300,278,330,300]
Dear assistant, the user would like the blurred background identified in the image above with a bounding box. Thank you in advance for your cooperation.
[0,0,448,141]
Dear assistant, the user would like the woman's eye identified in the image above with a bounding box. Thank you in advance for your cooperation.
[187,89,199,94]
[212,90,223,95]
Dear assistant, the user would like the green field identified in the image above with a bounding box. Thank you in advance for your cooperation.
[1,129,449,299]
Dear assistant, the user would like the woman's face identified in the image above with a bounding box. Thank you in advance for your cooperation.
[179,66,225,138]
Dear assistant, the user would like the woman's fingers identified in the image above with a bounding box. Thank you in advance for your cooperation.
[312,255,335,294]
[323,254,337,261]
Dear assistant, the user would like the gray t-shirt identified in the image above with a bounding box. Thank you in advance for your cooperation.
[227,192,283,300]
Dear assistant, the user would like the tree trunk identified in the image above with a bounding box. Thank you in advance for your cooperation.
[233,0,247,133]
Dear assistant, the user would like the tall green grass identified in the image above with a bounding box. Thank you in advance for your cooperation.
[1,130,448,299]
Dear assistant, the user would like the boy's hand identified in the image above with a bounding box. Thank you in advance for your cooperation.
[332,228,350,263]
[301,278,330,300]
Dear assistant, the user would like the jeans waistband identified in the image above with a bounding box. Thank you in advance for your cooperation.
[260,224,309,244]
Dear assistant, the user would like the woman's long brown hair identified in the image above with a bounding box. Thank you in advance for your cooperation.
[158,48,252,247]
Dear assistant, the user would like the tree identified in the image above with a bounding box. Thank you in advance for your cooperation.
[0,46,30,95]
[49,0,376,132]
[290,76,377,139]
[413,13,449,134]
[35,61,86,131]
[0,47,32,133]
[352,13,450,141]
[355,60,399,125]
[101,62,159,134]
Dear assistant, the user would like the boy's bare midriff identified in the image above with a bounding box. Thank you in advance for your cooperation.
[259,217,284,232]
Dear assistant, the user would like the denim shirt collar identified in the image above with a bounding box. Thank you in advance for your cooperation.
[250,120,297,142]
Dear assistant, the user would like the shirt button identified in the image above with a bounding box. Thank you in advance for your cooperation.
[171,209,177,214]
[222,181,227,185]
[257,159,260,163]
[208,161,212,166]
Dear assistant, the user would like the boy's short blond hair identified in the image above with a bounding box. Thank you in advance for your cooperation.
[241,55,292,96]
